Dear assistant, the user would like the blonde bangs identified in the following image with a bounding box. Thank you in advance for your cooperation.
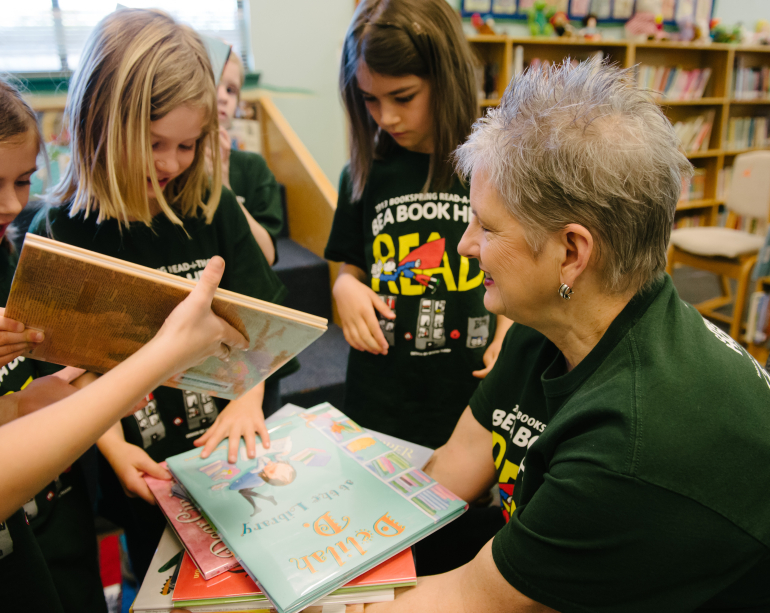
[52,8,221,226]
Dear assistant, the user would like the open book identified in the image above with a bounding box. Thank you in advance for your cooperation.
[5,234,326,399]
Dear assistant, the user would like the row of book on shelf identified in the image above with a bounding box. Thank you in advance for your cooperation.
[674,112,715,154]
[746,290,770,346]
[675,207,768,236]
[732,59,770,101]
[726,116,770,151]
[131,403,463,613]
[680,167,706,202]
[637,65,711,101]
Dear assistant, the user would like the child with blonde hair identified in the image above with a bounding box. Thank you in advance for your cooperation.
[30,7,285,581]
[0,77,249,612]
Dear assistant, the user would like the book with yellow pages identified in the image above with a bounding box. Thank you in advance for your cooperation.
[5,234,326,400]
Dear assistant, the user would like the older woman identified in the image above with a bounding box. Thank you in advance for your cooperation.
[368,59,770,613]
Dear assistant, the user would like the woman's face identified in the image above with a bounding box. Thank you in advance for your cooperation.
[459,171,559,324]
[356,61,433,154]
[217,59,241,129]
[0,135,37,240]
[147,104,204,200]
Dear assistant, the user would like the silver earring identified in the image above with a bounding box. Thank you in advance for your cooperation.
[558,283,573,300]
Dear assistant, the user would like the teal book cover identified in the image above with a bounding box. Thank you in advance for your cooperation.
[166,403,466,613]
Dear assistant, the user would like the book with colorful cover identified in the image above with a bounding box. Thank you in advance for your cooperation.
[6,234,326,400]
[130,525,184,612]
[173,547,414,606]
[166,403,467,613]
[145,463,239,580]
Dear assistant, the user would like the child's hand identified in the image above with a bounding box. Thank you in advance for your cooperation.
[0,308,44,367]
[103,440,171,504]
[193,384,269,464]
[333,273,394,355]
[149,257,249,375]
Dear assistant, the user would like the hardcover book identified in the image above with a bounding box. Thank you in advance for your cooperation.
[5,234,326,400]
[166,403,467,613]
[145,463,239,579]
[172,547,414,606]
[130,525,184,613]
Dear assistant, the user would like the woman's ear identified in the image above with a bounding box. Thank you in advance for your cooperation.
[558,223,594,289]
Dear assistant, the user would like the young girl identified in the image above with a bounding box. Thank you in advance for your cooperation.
[213,50,283,265]
[325,0,511,450]
[0,78,246,612]
[29,8,284,582]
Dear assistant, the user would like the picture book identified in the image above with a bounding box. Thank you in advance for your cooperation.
[145,463,239,579]
[172,547,414,606]
[166,403,467,613]
[5,234,326,400]
[130,525,184,613]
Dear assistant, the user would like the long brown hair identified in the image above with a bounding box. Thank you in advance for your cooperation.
[50,8,221,227]
[340,0,477,201]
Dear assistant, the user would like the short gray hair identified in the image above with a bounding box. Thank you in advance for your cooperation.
[454,57,693,294]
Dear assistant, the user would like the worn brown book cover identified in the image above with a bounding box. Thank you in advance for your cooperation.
[5,234,327,400]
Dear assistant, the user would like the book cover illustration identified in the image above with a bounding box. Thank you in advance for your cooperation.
[145,463,239,580]
[6,235,326,400]
[130,525,183,612]
[172,547,414,606]
[166,403,466,613]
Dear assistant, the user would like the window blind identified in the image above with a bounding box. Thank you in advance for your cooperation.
[0,0,250,74]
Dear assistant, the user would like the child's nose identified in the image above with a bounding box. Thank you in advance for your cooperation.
[156,153,179,175]
[0,186,24,218]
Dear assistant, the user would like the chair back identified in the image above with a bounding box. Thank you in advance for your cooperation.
[726,150,770,219]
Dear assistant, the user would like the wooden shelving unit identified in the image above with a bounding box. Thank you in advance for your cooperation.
[466,36,770,229]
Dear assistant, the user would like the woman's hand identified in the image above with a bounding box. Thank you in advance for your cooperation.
[102,439,171,504]
[0,308,44,367]
[148,256,249,376]
[333,269,394,355]
[193,383,269,464]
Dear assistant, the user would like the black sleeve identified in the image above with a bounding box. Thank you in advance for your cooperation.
[215,189,287,305]
[229,151,284,239]
[491,460,768,613]
[323,166,367,271]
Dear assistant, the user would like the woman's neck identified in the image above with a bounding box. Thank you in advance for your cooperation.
[540,288,636,372]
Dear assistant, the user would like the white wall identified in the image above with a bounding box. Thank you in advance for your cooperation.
[714,0,770,26]
[249,0,353,186]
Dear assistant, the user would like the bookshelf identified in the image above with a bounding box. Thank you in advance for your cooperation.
[466,36,770,231]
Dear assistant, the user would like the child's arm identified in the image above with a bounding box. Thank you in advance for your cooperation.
[0,256,248,522]
[193,381,269,463]
[472,315,513,379]
[97,422,171,504]
[333,263,395,355]
[213,128,276,265]
[237,203,276,265]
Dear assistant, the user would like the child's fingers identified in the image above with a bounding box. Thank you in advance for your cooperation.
[139,457,172,481]
[228,427,242,463]
[362,311,389,354]
[244,428,257,459]
[198,428,224,459]
[354,317,384,354]
[193,256,226,305]
[0,349,24,368]
[255,418,270,449]
[370,295,395,319]
[472,365,493,379]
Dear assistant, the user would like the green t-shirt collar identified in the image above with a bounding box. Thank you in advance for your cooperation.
[539,274,669,415]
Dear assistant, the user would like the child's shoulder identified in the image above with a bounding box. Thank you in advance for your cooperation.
[229,149,268,170]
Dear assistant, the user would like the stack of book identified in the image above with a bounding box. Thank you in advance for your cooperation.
[726,116,770,151]
[132,404,462,613]
[637,65,712,101]
[672,110,715,153]
[732,60,770,100]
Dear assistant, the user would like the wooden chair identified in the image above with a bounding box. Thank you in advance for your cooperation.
[667,151,770,341]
